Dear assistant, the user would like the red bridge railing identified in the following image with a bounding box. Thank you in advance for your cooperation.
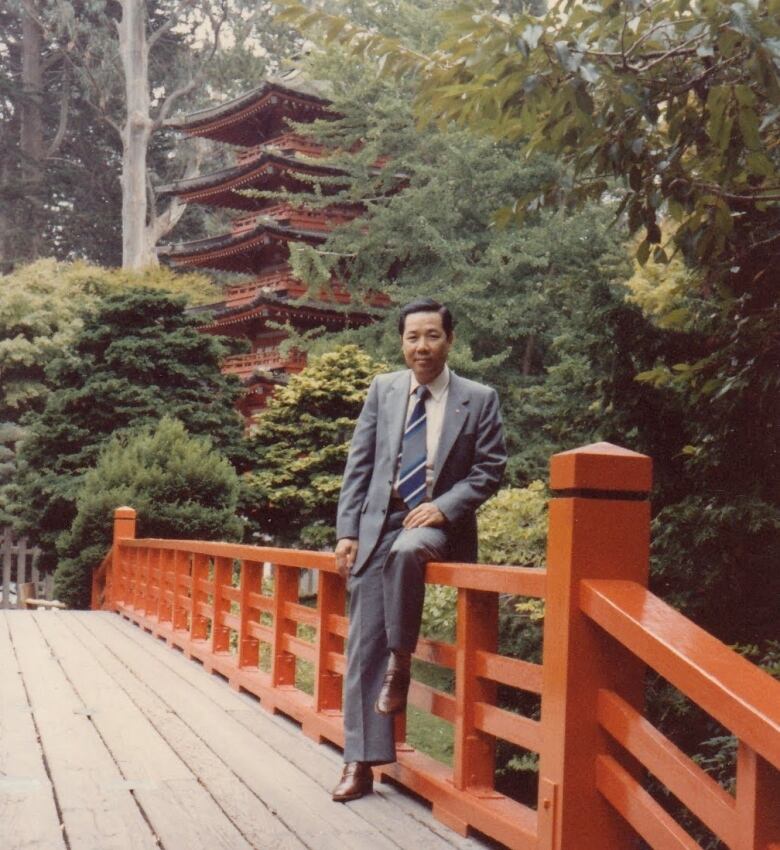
[91,443,780,850]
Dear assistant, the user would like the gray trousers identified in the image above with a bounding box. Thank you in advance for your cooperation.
[342,510,450,764]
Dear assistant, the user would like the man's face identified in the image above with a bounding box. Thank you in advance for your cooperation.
[401,311,453,385]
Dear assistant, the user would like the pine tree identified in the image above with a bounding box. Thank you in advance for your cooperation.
[10,287,247,569]
[56,416,242,607]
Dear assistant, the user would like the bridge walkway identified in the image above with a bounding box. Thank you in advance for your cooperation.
[1,610,496,850]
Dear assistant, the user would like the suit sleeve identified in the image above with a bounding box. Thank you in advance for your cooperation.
[336,376,379,540]
[433,388,507,524]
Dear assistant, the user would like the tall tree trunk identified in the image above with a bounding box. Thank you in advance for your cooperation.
[118,0,155,269]
[0,152,13,273]
[19,5,45,261]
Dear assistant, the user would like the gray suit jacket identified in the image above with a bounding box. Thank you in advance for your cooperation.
[336,369,507,575]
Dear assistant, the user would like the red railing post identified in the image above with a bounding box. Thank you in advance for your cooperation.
[537,442,652,850]
[271,564,298,688]
[453,588,498,792]
[110,507,136,609]
[735,742,780,849]
[237,560,261,671]
[211,556,232,654]
[171,551,188,632]
[312,570,345,716]
[190,553,210,643]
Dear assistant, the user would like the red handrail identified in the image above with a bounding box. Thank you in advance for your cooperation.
[90,443,780,850]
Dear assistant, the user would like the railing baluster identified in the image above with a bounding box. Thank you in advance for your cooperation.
[453,587,498,792]
[132,546,142,610]
[143,547,153,615]
[304,569,346,742]
[191,553,209,642]
[313,570,345,713]
[171,550,187,632]
[108,507,136,610]
[238,560,261,670]
[211,556,232,654]
[154,548,165,622]
[736,741,780,850]
[271,564,297,689]
[159,549,173,625]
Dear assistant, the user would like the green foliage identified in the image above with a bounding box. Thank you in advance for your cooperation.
[241,344,385,547]
[10,287,247,571]
[651,495,780,640]
[275,46,631,484]
[55,417,242,608]
[0,260,220,520]
[280,0,780,297]
[478,481,547,568]
[419,584,457,642]
[281,0,780,529]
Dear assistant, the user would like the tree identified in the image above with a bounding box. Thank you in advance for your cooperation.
[242,344,386,548]
[10,287,247,569]
[278,0,780,446]
[0,0,301,268]
[266,46,631,483]
[279,0,780,292]
[0,259,220,520]
[0,0,73,269]
[56,416,242,608]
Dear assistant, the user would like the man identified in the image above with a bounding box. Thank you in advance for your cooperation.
[331,298,507,802]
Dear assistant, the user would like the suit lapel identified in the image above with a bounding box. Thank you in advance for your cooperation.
[386,371,411,462]
[432,371,469,487]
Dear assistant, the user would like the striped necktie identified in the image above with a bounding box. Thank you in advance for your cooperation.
[398,385,430,509]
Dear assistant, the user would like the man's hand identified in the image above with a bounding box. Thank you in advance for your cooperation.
[335,538,359,579]
[403,503,447,529]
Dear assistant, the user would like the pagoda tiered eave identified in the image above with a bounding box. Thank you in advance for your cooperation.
[200,291,380,333]
[157,221,327,274]
[156,151,346,211]
[163,81,334,146]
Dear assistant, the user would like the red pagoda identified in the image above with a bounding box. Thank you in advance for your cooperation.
[157,78,387,420]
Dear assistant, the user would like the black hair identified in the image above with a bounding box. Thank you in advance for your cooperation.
[397,298,454,337]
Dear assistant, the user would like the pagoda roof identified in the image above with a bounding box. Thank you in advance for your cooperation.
[201,291,380,333]
[157,221,326,274]
[156,152,344,211]
[164,81,333,146]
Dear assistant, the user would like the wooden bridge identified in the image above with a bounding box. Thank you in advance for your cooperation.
[2,608,489,850]
[3,443,779,850]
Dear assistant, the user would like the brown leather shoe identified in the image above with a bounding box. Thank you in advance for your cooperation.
[332,761,373,802]
[374,650,412,715]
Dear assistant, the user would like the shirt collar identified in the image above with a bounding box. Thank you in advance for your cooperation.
[410,364,450,402]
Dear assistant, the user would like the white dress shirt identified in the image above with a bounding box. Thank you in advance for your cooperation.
[394,365,451,500]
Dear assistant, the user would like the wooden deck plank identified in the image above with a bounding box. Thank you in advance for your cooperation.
[58,612,305,850]
[79,612,405,850]
[35,611,257,850]
[101,612,494,850]
[7,611,158,850]
[0,612,66,850]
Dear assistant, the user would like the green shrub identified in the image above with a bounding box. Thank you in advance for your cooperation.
[55,417,242,608]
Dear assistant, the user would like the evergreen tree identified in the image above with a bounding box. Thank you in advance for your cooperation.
[0,259,220,520]
[10,287,247,570]
[56,416,242,607]
[277,51,629,484]
[242,344,385,548]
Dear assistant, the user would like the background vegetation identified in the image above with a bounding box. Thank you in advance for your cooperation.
[1,0,777,844]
